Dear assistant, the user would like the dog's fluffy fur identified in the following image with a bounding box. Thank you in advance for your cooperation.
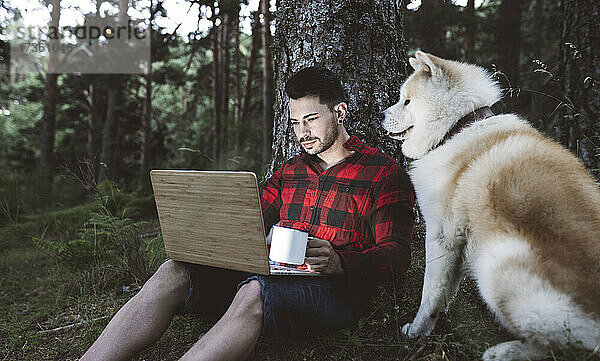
[382,51,600,360]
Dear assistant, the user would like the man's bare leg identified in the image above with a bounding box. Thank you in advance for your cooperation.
[81,260,189,361]
[179,279,263,361]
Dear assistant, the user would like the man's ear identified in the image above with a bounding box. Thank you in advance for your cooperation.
[334,102,347,122]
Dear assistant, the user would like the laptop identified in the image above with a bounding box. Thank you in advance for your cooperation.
[150,170,317,276]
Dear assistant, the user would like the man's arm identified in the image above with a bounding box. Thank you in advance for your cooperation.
[260,165,283,233]
[336,163,415,287]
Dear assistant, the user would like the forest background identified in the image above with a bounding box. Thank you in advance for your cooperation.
[0,0,598,359]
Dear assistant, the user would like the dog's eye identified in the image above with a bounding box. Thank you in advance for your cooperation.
[404,99,411,106]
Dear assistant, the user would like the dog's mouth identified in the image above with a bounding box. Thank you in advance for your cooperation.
[388,126,414,141]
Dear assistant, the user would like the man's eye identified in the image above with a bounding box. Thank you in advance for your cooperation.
[307,117,317,122]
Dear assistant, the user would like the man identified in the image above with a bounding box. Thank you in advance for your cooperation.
[81,66,414,361]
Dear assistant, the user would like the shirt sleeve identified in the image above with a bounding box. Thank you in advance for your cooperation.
[260,165,283,233]
[336,162,415,287]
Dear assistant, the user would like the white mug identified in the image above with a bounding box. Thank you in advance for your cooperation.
[268,225,308,265]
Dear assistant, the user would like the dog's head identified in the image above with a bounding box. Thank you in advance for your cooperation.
[382,51,501,159]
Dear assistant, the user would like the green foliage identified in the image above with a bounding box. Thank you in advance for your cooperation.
[95,180,157,220]
[31,180,162,284]
[33,211,145,272]
[145,232,167,274]
[0,169,91,227]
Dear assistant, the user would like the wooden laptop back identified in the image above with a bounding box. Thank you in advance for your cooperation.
[150,170,269,275]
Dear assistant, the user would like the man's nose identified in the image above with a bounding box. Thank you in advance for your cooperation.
[297,122,311,136]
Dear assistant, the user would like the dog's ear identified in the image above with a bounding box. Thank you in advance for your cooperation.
[409,57,421,71]
[413,51,442,77]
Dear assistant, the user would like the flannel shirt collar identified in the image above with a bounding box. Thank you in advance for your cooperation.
[342,135,366,152]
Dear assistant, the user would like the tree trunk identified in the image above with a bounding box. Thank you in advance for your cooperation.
[84,0,101,179]
[41,73,58,171]
[558,0,600,175]
[40,0,61,172]
[261,0,274,169]
[211,7,222,167]
[85,83,99,164]
[140,0,154,180]
[98,1,128,182]
[140,66,152,177]
[498,0,522,98]
[269,0,407,177]
[528,0,546,128]
[464,0,475,61]
[111,107,121,180]
[233,5,241,154]
[98,84,118,182]
[221,14,230,155]
[240,8,261,125]
[221,14,230,117]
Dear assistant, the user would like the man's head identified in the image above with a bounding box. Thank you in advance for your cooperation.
[285,66,348,155]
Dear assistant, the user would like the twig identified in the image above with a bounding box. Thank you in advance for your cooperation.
[407,344,427,361]
[36,316,109,335]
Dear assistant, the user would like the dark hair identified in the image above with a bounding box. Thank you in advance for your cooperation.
[285,66,346,109]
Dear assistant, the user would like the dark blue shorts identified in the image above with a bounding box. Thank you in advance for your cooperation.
[179,262,368,336]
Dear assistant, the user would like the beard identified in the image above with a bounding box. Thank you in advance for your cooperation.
[300,120,339,155]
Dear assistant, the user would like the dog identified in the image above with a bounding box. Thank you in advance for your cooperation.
[382,51,600,360]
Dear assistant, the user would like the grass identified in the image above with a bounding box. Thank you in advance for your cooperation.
[1,204,599,360]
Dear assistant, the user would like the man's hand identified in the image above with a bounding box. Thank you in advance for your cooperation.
[304,237,344,275]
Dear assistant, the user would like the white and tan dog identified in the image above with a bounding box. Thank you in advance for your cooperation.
[382,51,600,360]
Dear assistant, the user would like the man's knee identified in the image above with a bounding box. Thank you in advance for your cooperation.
[141,260,188,302]
[233,280,263,320]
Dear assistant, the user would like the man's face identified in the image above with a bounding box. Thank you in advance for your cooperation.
[289,96,339,155]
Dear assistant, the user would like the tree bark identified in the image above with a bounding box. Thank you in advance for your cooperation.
[233,5,241,154]
[220,14,230,155]
[464,0,475,61]
[269,0,407,177]
[98,83,118,182]
[558,0,600,175]
[98,1,128,182]
[84,0,102,179]
[41,73,58,171]
[498,0,522,91]
[261,0,274,169]
[221,14,230,117]
[140,0,154,180]
[211,6,222,167]
[140,66,152,176]
[240,8,261,125]
[40,0,61,172]
[85,83,99,164]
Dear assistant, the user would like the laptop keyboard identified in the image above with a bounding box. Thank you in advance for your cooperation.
[270,264,312,273]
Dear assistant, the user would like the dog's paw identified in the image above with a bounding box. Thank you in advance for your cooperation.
[401,322,412,336]
[401,319,435,338]
[482,340,548,361]
[402,322,430,338]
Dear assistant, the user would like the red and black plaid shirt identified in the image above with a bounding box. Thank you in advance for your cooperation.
[261,135,415,288]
